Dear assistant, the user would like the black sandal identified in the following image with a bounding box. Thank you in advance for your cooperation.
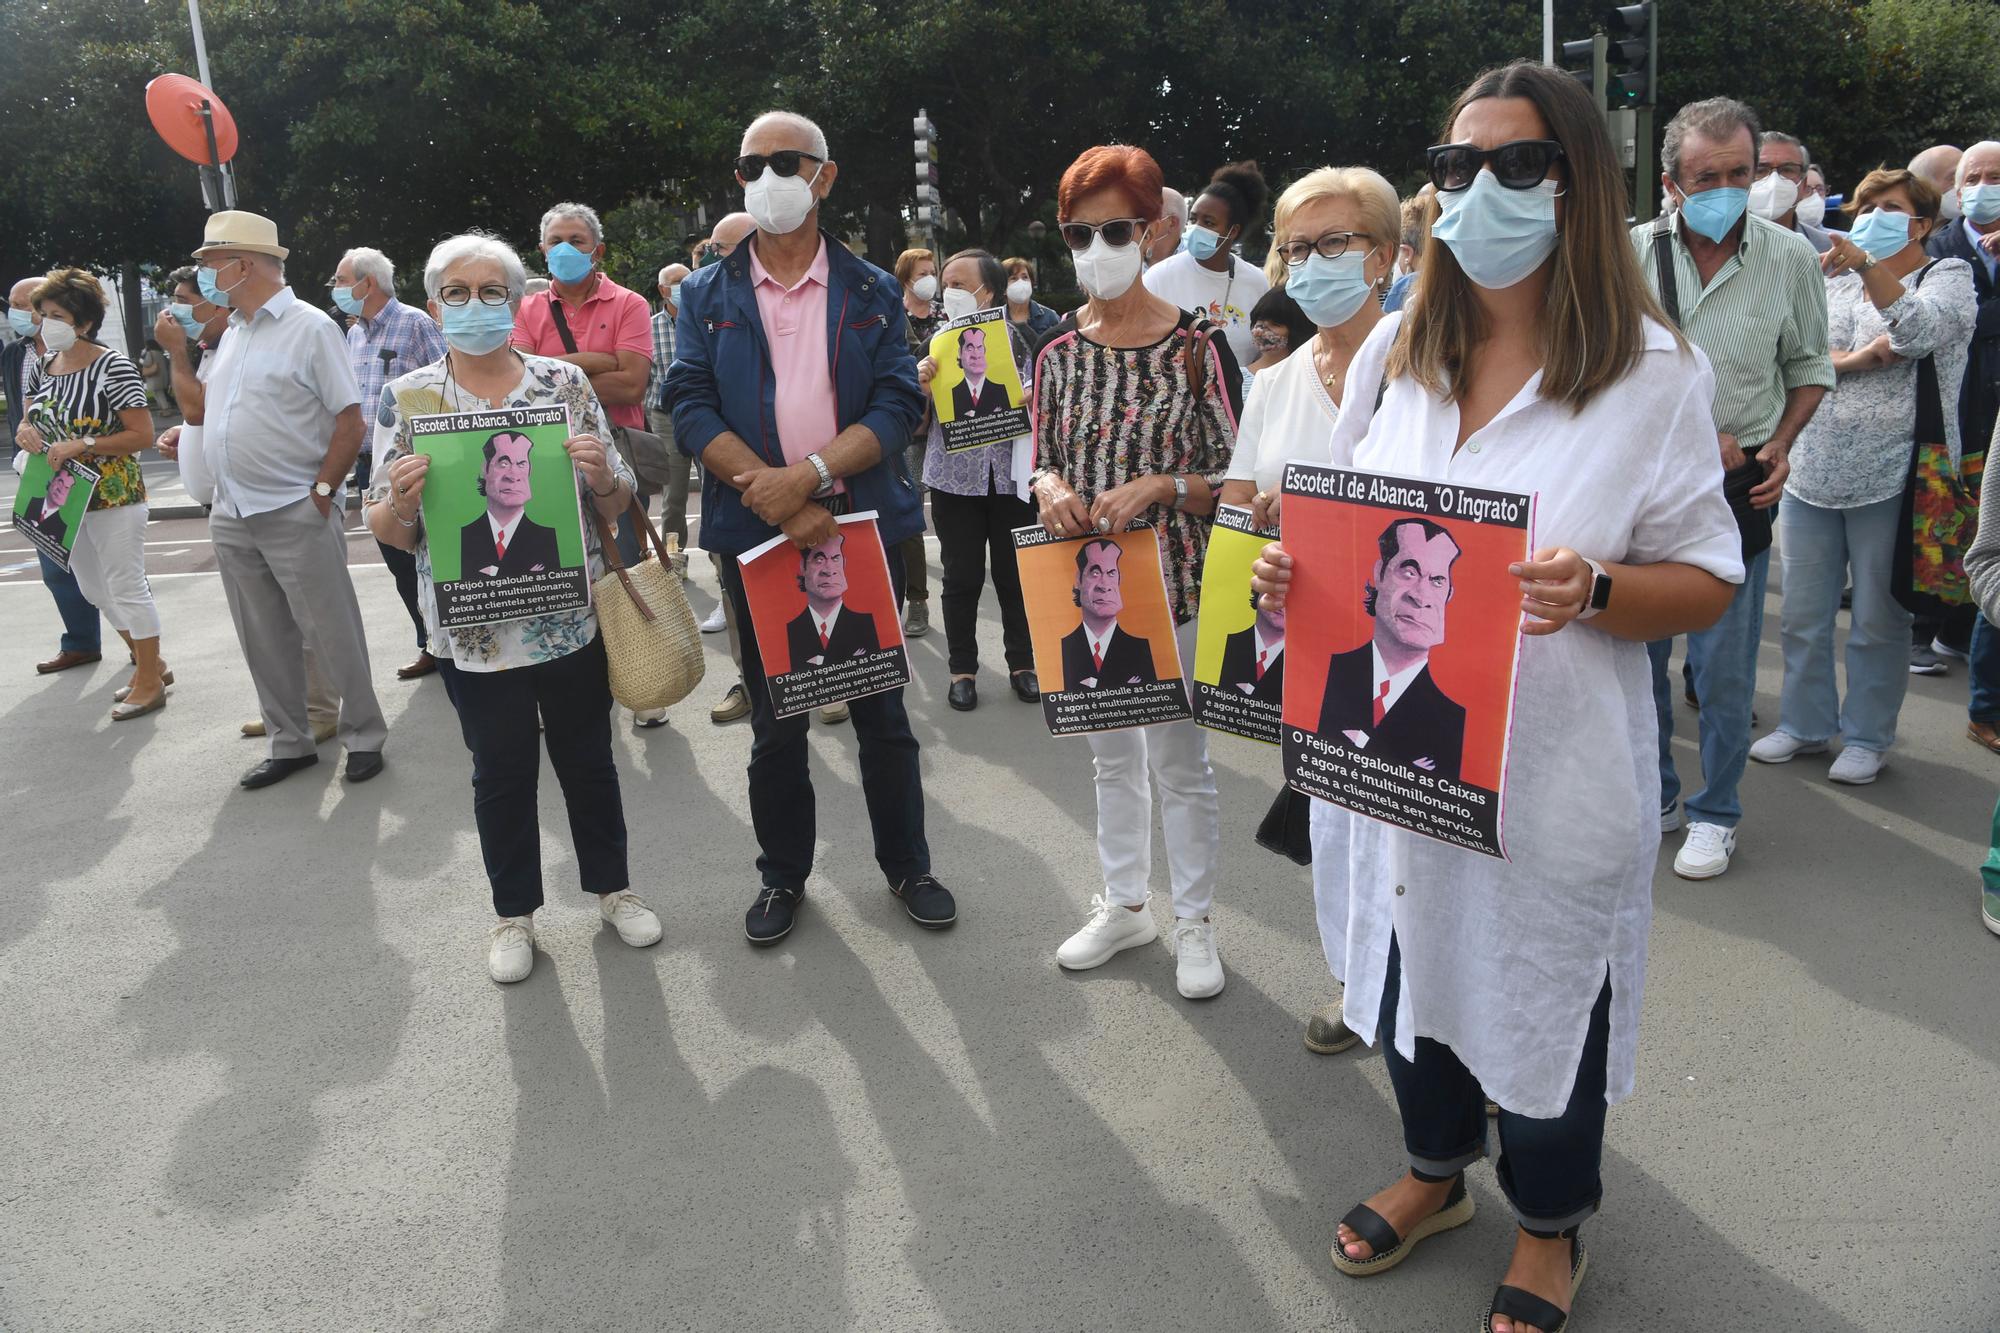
[1330,1172,1475,1276]
[1482,1232,1588,1332]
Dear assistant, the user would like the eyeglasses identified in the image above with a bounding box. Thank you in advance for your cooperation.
[1426,140,1566,192]
[1057,218,1148,251]
[1276,231,1370,266]
[735,150,823,179]
[437,284,513,307]
[1755,162,1807,182]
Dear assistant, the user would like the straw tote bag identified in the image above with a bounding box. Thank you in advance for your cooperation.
[585,498,704,710]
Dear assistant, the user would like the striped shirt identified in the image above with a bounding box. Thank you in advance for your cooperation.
[347,298,446,449]
[24,346,150,509]
[648,307,676,410]
[1631,212,1834,449]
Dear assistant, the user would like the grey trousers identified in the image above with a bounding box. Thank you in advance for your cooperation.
[646,407,693,550]
[210,497,388,759]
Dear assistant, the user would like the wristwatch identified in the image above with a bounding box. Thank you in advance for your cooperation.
[806,452,835,498]
[1578,557,1613,620]
[1170,475,1189,511]
[312,481,335,499]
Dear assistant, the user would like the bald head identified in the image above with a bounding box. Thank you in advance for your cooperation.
[741,110,829,161]
[1911,145,1963,193]
[714,212,756,249]
[9,277,39,308]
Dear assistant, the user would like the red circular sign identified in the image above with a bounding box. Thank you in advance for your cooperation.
[145,73,239,165]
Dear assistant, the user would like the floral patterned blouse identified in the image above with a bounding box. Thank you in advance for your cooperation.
[367,352,633,673]
[23,347,149,509]
[1029,311,1240,623]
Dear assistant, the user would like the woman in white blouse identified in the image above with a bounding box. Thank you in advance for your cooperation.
[1255,63,1742,1333]
[1751,168,1974,785]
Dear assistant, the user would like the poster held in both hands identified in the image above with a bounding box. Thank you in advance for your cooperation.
[10,453,100,573]
[1192,504,1283,744]
[1278,462,1534,860]
[738,510,910,718]
[928,306,1030,453]
[409,405,591,629]
[1012,521,1191,735]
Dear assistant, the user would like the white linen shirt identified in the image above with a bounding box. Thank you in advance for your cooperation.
[1308,314,1744,1118]
[203,287,362,518]
[1225,321,1397,493]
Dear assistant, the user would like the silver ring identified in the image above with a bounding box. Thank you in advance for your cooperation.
[1095,517,1111,534]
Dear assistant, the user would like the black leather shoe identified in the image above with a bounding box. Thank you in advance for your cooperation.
[891,873,957,929]
[947,678,977,711]
[1011,670,1040,703]
[239,755,319,789]
[344,750,385,783]
[746,884,805,946]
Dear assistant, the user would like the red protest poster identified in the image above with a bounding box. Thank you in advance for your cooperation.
[737,511,910,718]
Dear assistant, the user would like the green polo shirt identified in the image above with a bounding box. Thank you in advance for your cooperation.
[1630,211,1834,450]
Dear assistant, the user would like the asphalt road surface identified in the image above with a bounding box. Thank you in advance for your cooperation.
[1,505,1995,1332]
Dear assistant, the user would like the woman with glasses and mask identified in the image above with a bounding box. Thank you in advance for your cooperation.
[1143,160,1272,369]
[1033,145,1240,1001]
[1254,63,1741,1333]
[914,249,1039,711]
[1751,168,1973,785]
[366,232,661,986]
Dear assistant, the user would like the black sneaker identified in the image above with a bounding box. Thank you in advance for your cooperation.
[745,884,805,946]
[891,873,957,929]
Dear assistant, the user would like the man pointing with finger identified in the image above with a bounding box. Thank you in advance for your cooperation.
[665,109,949,946]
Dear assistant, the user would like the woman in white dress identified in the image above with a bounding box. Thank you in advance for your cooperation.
[1254,62,1743,1333]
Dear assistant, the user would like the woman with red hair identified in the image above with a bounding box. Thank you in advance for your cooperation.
[1031,144,1241,999]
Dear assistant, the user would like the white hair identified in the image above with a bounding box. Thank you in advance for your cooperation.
[1160,186,1187,223]
[423,233,529,303]
[657,266,674,287]
[1960,141,2000,187]
[741,110,829,161]
[538,202,603,246]
[343,247,394,290]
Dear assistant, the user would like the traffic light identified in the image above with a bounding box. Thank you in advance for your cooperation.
[1560,32,1608,109]
[1606,3,1656,108]
[913,109,939,227]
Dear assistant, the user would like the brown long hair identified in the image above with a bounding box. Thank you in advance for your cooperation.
[1389,60,1673,410]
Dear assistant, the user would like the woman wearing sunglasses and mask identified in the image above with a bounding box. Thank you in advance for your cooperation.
[1143,160,1271,370]
[1032,145,1240,1000]
[914,249,1040,711]
[1254,63,1741,1333]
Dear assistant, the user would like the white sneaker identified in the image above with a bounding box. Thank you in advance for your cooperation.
[488,916,535,984]
[1933,636,1970,663]
[1673,822,1735,879]
[632,707,669,729]
[599,890,663,947]
[1172,917,1225,999]
[1660,803,1682,834]
[1749,730,1830,764]
[1056,894,1157,970]
[1829,746,1886,785]
[699,603,727,634]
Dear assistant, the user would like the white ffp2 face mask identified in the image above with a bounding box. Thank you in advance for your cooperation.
[1749,172,1800,221]
[1072,234,1143,301]
[38,319,78,354]
[910,274,938,302]
[1006,279,1032,305]
[940,286,982,321]
[745,163,823,236]
[1794,192,1827,229]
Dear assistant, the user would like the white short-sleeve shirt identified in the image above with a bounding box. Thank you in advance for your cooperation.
[1225,316,1401,493]
[1308,315,1744,1117]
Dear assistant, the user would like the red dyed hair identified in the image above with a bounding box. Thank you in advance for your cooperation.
[1057,145,1165,222]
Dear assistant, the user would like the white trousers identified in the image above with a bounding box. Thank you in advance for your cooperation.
[1083,622,1220,919]
[69,503,159,638]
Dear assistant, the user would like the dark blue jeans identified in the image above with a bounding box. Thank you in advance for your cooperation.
[720,549,929,893]
[40,551,101,654]
[437,635,628,918]
[1969,613,2000,725]
[374,540,429,655]
[1381,935,1610,1233]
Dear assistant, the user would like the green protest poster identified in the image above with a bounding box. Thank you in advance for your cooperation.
[11,453,101,573]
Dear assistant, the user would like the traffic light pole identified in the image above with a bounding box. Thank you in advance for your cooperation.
[1634,106,1656,222]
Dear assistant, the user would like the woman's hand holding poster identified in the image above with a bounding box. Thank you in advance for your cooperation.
[928,307,1030,452]
[1192,504,1283,744]
[10,452,100,573]
[410,405,591,629]
[1278,462,1534,859]
[738,511,910,718]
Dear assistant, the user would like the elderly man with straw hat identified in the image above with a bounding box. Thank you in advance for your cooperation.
[193,210,388,789]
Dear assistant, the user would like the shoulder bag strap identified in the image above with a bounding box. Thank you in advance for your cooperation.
[547,292,580,354]
[1181,318,1213,404]
[1650,217,1681,328]
[583,496,674,623]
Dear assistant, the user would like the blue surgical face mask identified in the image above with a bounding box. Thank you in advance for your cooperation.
[1430,172,1561,290]
[168,302,203,340]
[1848,208,1914,260]
[1285,250,1376,327]
[546,241,594,285]
[7,308,36,338]
[331,284,365,316]
[1676,186,1749,243]
[1184,224,1225,261]
[198,260,244,307]
[1964,184,2000,226]
[667,284,682,309]
[441,302,517,355]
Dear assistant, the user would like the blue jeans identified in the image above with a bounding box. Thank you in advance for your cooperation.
[1777,494,1911,752]
[1969,613,2000,725]
[39,550,101,655]
[1649,546,1769,829]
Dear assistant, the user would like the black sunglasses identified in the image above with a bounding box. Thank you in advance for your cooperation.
[735,150,823,180]
[1057,218,1148,251]
[1426,140,1566,193]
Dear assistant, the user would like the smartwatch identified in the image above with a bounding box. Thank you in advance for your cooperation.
[1578,557,1613,620]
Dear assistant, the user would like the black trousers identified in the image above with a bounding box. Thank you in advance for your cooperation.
[930,484,1037,677]
[1381,934,1611,1233]
[437,634,629,918]
[375,540,429,655]
[720,551,929,893]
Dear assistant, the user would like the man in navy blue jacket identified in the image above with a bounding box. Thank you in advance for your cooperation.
[667,110,953,945]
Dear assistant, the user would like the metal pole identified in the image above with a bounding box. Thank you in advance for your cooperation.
[1543,0,1554,64]
[187,0,213,89]
[1634,106,1657,223]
